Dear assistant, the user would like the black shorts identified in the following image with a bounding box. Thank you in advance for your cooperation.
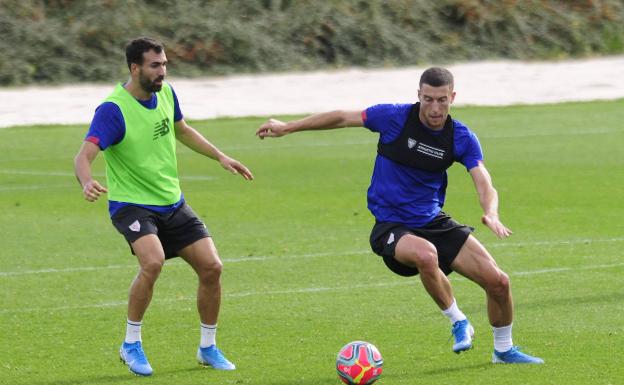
[369,212,474,276]
[111,203,210,259]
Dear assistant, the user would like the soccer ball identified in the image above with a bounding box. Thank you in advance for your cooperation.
[336,341,383,385]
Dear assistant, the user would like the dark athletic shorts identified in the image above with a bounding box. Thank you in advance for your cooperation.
[369,212,474,276]
[111,203,210,259]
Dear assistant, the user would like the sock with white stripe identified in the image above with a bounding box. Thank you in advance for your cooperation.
[200,323,217,348]
[125,319,142,343]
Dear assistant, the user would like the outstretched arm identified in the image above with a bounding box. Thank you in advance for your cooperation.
[469,162,512,239]
[174,119,253,180]
[256,110,363,139]
[74,141,108,202]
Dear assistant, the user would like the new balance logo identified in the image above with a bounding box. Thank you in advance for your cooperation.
[153,117,171,140]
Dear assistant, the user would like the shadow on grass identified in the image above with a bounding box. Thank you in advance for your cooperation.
[42,366,199,385]
[42,367,338,385]
[43,374,139,385]
[267,375,340,385]
[455,290,622,317]
[420,361,493,376]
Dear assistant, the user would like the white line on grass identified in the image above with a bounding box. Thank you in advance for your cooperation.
[510,263,624,275]
[0,264,136,276]
[0,250,368,277]
[188,129,624,152]
[1,127,620,164]
[487,237,624,248]
[0,183,76,191]
[2,262,623,315]
[478,128,623,139]
[0,169,215,181]
[2,237,624,277]
[0,170,80,177]
[0,156,73,163]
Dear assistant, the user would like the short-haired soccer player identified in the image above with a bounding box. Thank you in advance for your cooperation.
[256,67,543,364]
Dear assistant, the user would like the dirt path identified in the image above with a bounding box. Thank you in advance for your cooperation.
[1,56,622,128]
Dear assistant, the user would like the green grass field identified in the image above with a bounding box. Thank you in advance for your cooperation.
[1,100,623,385]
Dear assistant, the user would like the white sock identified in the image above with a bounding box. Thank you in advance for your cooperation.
[441,299,467,324]
[200,323,217,348]
[125,319,142,343]
[493,324,513,352]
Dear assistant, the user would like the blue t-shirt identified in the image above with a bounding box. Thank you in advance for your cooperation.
[85,83,185,217]
[363,103,483,228]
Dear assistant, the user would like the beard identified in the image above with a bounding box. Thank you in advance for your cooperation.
[138,72,164,93]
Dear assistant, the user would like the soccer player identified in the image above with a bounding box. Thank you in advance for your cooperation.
[74,37,253,376]
[256,67,543,364]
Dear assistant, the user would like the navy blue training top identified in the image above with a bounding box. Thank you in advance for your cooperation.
[363,103,483,228]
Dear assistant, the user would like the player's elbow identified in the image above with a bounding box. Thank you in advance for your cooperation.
[335,110,361,128]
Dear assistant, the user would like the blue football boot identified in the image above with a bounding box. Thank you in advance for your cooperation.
[119,341,153,376]
[197,345,236,370]
[452,319,475,353]
[492,346,544,364]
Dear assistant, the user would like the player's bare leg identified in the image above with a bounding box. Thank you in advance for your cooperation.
[395,234,453,308]
[179,237,235,370]
[451,235,512,326]
[394,234,473,353]
[452,235,543,363]
[119,234,165,377]
[128,235,165,321]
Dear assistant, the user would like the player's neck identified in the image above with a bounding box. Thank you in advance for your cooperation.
[124,78,152,101]
[418,114,445,131]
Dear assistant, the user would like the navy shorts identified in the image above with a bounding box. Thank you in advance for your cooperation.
[369,212,474,276]
[111,203,210,259]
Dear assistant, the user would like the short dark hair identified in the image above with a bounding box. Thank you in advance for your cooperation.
[419,67,454,90]
[125,37,164,70]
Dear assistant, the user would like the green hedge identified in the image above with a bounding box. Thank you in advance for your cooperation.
[1,0,623,85]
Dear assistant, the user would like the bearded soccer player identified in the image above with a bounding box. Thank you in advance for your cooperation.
[74,37,253,376]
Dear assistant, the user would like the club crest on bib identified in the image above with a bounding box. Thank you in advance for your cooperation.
[377,103,455,172]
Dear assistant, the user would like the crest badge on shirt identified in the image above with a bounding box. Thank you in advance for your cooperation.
[407,138,417,149]
[129,220,141,232]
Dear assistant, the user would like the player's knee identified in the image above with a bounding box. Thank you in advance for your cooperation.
[488,270,510,298]
[406,240,438,273]
[140,258,164,280]
[198,260,223,283]
[412,242,438,271]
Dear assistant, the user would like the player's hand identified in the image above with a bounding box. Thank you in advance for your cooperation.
[256,118,288,139]
[219,155,254,180]
[82,179,107,202]
[481,213,512,239]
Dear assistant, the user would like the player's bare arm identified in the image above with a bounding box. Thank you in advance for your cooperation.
[256,110,363,139]
[469,162,512,239]
[174,119,254,180]
[74,141,108,202]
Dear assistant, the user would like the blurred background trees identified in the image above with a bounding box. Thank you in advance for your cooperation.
[1,0,622,85]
